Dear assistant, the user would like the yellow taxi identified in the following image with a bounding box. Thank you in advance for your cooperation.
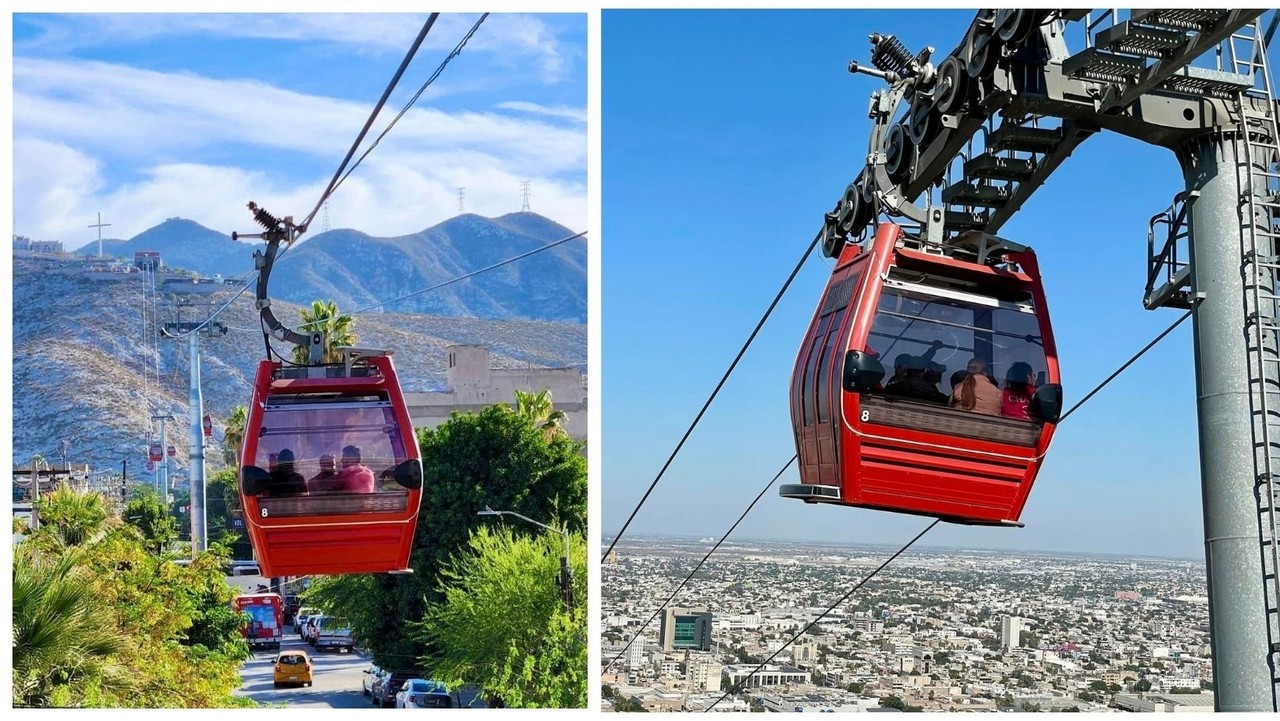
[273,649,313,688]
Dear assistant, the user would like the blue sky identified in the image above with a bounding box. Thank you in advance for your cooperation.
[12,13,586,248]
[602,9,1273,559]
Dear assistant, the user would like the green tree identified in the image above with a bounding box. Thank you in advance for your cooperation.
[33,485,112,548]
[222,405,247,466]
[513,388,570,440]
[417,526,586,708]
[307,403,587,670]
[291,299,356,364]
[12,546,132,707]
[124,489,178,553]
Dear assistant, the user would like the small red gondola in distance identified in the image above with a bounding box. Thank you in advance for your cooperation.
[782,222,1063,525]
[238,353,423,577]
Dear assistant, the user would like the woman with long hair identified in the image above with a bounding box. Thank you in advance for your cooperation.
[950,358,1001,414]
[1000,361,1037,420]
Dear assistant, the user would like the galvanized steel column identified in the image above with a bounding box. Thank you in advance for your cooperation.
[1180,132,1277,712]
[189,332,208,554]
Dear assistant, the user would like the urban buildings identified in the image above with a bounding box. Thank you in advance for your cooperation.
[659,607,714,652]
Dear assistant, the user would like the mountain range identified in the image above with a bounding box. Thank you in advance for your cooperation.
[77,212,586,323]
[18,208,586,475]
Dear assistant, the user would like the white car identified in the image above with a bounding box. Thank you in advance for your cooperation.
[395,679,452,708]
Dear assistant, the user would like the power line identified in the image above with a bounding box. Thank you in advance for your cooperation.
[297,229,586,325]
[602,229,823,562]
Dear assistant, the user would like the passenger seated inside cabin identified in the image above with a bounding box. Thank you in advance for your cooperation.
[334,445,376,493]
[307,454,341,494]
[883,352,948,405]
[950,358,1002,415]
[266,449,308,496]
[1000,361,1037,420]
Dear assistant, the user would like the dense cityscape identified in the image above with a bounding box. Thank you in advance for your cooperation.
[602,536,1213,712]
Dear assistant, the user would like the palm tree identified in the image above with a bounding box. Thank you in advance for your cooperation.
[291,299,357,365]
[222,405,248,466]
[12,546,131,706]
[513,389,569,440]
[34,487,112,549]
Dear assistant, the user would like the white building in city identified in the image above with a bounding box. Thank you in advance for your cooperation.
[403,345,587,441]
[1001,615,1025,653]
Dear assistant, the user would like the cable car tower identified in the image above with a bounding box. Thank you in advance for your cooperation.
[823,10,1279,711]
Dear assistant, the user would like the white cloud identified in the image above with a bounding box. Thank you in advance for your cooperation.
[13,56,586,246]
[495,101,587,123]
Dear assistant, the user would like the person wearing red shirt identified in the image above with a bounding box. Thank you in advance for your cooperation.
[335,444,376,493]
[1000,361,1037,420]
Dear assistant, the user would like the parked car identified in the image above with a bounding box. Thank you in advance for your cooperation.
[304,615,326,645]
[361,665,383,696]
[313,616,355,653]
[272,649,313,688]
[294,606,319,634]
[371,670,417,708]
[396,679,451,708]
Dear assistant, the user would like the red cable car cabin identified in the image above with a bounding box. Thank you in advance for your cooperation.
[238,354,423,577]
[782,222,1063,525]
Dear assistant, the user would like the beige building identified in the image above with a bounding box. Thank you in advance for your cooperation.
[403,345,587,441]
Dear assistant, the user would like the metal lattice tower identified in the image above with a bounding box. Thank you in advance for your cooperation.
[521,180,532,212]
[458,187,466,213]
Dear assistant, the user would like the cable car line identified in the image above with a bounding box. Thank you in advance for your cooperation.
[601,231,824,563]
[294,229,587,329]
[610,306,1195,696]
[328,14,490,202]
[167,12,472,340]
[704,519,942,712]
[296,13,441,235]
[602,456,798,675]
[1058,309,1192,423]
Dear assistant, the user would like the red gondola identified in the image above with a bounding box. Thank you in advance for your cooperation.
[203,413,213,438]
[237,353,423,577]
[146,460,156,472]
[149,443,163,463]
[782,222,1062,525]
[167,444,177,458]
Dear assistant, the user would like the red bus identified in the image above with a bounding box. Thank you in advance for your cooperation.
[233,592,283,651]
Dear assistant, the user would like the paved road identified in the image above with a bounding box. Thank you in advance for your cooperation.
[236,636,373,708]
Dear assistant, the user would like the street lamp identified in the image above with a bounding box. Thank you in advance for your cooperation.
[477,506,574,611]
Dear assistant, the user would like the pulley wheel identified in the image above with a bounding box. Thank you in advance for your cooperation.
[996,9,1036,44]
[935,55,968,114]
[907,96,938,146]
[965,23,997,78]
[821,220,845,259]
[884,123,914,184]
[836,183,861,235]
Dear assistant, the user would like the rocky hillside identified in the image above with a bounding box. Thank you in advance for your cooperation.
[77,212,586,323]
[13,257,585,476]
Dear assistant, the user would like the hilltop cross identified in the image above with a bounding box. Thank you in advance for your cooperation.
[88,213,112,258]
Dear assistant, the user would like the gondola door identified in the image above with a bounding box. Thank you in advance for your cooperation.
[792,241,869,493]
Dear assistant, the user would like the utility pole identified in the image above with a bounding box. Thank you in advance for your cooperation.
[458,187,466,213]
[88,212,111,259]
[164,320,227,555]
